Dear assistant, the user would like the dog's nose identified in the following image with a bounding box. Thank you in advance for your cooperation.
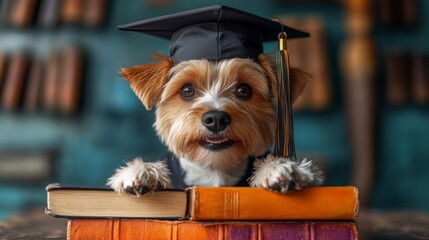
[202,111,231,133]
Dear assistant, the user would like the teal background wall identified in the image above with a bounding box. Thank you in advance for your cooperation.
[0,0,428,219]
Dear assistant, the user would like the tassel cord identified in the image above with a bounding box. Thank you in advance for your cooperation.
[273,35,296,159]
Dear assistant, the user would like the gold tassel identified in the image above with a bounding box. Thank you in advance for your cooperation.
[273,30,296,159]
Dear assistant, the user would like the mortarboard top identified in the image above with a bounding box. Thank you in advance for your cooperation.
[118,5,309,64]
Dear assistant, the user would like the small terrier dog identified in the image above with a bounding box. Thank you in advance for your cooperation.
[107,54,323,196]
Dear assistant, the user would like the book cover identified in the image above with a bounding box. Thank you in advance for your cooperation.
[188,186,358,221]
[46,184,358,221]
[67,218,358,240]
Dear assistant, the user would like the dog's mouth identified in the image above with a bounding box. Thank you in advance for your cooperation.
[200,137,234,151]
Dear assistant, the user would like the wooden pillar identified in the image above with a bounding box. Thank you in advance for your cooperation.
[340,0,377,209]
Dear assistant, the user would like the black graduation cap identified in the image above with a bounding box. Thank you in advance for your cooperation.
[118,5,309,64]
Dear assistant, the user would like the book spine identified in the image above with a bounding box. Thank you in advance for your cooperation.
[24,57,44,112]
[1,52,28,110]
[189,187,359,221]
[58,46,83,115]
[386,53,410,105]
[8,0,38,28]
[82,0,108,28]
[43,50,60,112]
[412,55,429,104]
[38,0,61,28]
[61,0,83,24]
[68,219,358,240]
[0,53,7,95]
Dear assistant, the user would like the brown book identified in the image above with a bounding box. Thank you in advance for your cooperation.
[402,0,419,27]
[304,18,331,110]
[43,50,60,112]
[411,55,429,104]
[61,0,83,24]
[24,57,44,112]
[386,54,410,105]
[67,218,358,240]
[46,184,359,220]
[0,53,7,96]
[1,52,28,110]
[82,0,108,28]
[377,0,394,26]
[58,47,84,115]
[8,0,38,28]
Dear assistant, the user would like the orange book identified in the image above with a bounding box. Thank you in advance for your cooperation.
[67,218,358,240]
[188,186,358,221]
[46,184,358,221]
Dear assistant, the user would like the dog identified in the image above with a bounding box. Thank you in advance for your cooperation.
[107,53,323,196]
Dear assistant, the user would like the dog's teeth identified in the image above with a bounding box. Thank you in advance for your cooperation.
[206,138,229,144]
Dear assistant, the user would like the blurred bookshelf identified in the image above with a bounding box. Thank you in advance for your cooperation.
[0,0,428,220]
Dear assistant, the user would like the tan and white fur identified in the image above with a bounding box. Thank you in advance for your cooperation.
[107,54,323,195]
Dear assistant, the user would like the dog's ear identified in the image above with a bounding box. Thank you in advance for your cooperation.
[289,68,312,103]
[120,54,174,110]
[257,54,311,103]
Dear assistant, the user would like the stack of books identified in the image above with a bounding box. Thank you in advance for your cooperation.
[46,184,359,239]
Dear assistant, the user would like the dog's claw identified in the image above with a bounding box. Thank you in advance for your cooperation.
[269,182,281,192]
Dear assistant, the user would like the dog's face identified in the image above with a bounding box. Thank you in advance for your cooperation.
[121,54,309,170]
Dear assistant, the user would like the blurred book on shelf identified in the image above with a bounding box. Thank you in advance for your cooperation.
[61,0,82,25]
[0,0,109,28]
[58,46,84,115]
[8,0,38,28]
[38,0,61,28]
[43,50,61,113]
[412,55,429,105]
[82,0,108,27]
[0,151,53,182]
[280,17,332,111]
[375,0,419,28]
[1,52,28,111]
[0,46,85,114]
[385,53,429,106]
[24,57,45,112]
[386,54,410,106]
[0,53,7,96]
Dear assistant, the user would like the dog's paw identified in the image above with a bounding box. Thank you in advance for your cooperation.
[107,158,172,196]
[249,155,324,193]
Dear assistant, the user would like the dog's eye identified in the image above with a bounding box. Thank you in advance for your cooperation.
[180,84,196,99]
[236,83,252,100]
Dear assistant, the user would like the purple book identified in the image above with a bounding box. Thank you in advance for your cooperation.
[224,222,358,240]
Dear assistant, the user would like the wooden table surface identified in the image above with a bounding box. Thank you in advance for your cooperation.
[0,209,66,240]
[0,209,428,239]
